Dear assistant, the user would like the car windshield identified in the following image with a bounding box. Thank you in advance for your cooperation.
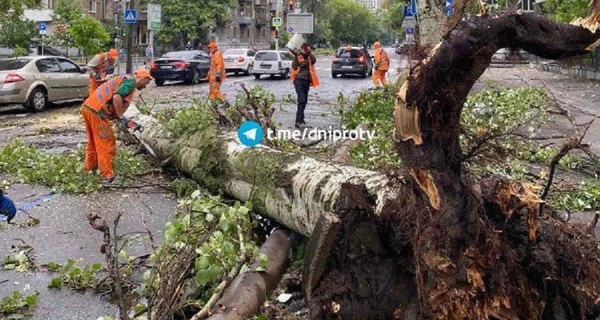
[255,52,278,61]
[224,49,246,55]
[162,52,194,60]
[336,49,362,59]
[0,59,30,71]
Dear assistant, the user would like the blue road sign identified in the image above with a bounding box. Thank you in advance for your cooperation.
[38,22,47,31]
[445,0,454,15]
[124,10,137,24]
[410,0,417,15]
[403,4,413,17]
[406,27,414,35]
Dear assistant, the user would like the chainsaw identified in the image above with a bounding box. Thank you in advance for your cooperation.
[121,119,157,157]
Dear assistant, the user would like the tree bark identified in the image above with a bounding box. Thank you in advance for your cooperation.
[124,12,600,320]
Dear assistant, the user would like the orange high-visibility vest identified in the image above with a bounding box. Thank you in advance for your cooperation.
[92,53,113,78]
[374,48,389,71]
[290,54,319,87]
[83,76,134,119]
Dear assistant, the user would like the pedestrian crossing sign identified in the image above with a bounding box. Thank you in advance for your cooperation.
[272,17,282,27]
[124,10,137,24]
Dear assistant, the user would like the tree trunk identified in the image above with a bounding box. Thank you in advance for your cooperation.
[415,0,447,46]
[125,12,600,320]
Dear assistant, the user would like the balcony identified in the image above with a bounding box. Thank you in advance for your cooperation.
[238,16,252,26]
[269,1,277,11]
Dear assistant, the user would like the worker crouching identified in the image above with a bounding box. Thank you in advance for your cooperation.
[81,68,153,183]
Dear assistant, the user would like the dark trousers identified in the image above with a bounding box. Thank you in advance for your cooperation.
[294,78,310,124]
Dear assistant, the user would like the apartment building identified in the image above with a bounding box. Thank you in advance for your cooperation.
[357,0,382,12]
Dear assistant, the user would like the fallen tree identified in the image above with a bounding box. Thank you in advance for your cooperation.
[126,10,600,320]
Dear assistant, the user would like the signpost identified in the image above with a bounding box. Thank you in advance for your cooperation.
[124,10,137,24]
[147,4,161,63]
[38,22,47,55]
[445,0,454,15]
[272,17,282,50]
[286,13,313,34]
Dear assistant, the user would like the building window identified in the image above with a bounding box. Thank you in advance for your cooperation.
[522,0,534,11]
[89,0,96,12]
[137,25,148,44]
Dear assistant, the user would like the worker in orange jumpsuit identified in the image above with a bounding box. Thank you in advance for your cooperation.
[87,48,119,96]
[81,68,153,183]
[207,42,226,103]
[372,41,389,88]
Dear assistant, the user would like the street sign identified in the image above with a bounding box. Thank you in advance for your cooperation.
[124,10,137,24]
[272,17,282,27]
[147,4,161,31]
[286,13,313,34]
[406,27,414,35]
[38,22,47,35]
[410,0,417,15]
[403,4,413,17]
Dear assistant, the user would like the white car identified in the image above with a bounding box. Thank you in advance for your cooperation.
[250,50,294,80]
[223,48,256,75]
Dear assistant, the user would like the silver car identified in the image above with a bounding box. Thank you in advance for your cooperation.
[0,56,89,112]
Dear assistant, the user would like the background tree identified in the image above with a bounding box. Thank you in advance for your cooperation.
[544,0,590,23]
[381,0,406,39]
[0,0,37,20]
[51,0,83,57]
[69,16,110,57]
[152,0,235,47]
[324,0,381,46]
[0,19,36,56]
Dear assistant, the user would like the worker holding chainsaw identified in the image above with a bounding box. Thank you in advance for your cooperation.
[87,48,119,96]
[81,68,154,183]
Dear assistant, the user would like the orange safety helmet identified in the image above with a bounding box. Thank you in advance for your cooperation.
[373,41,381,49]
[207,42,218,49]
[108,48,119,59]
[134,68,155,80]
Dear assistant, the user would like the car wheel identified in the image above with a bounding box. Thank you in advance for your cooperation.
[361,71,367,78]
[192,69,201,84]
[254,74,261,80]
[283,68,289,79]
[24,87,48,112]
[155,79,165,86]
[245,65,252,76]
[368,67,373,76]
[332,72,338,78]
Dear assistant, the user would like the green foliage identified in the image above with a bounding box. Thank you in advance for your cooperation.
[0,139,101,193]
[2,246,35,272]
[342,88,400,170]
[517,145,581,169]
[168,178,201,198]
[48,259,104,291]
[461,87,551,163]
[152,0,236,44]
[0,0,38,21]
[165,100,217,138]
[50,0,83,49]
[382,0,405,33]
[144,191,261,306]
[324,0,383,46]
[229,86,277,127]
[69,16,110,56]
[0,19,36,54]
[0,291,39,317]
[552,179,600,211]
[544,0,589,23]
[0,139,152,193]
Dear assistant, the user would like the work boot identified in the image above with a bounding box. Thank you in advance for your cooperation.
[103,176,117,184]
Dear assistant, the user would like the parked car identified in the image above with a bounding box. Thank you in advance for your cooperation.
[250,50,294,80]
[0,56,88,112]
[223,48,256,75]
[395,41,415,55]
[331,46,373,78]
[150,50,210,86]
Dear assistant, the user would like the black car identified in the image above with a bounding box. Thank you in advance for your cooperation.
[331,47,373,78]
[150,50,210,86]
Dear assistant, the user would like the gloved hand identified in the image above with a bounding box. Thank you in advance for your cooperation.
[375,64,379,71]
[92,72,102,80]
[106,66,115,74]
[215,74,222,82]
[120,118,142,132]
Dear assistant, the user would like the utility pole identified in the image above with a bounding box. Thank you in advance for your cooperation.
[114,1,120,75]
[250,0,255,49]
[275,0,281,50]
[126,0,135,73]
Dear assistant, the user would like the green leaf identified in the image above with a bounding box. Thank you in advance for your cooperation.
[48,278,63,289]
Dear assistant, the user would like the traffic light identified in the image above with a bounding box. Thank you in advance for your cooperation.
[288,0,294,10]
